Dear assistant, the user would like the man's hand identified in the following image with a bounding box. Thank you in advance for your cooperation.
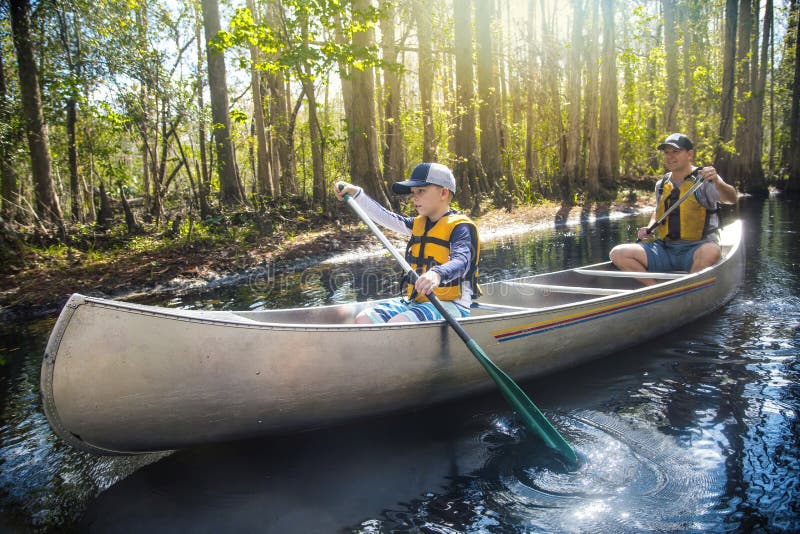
[697,166,719,184]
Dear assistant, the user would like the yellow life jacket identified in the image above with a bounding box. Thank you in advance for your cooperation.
[405,213,480,302]
[654,173,715,241]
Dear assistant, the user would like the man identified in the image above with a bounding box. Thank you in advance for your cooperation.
[609,133,738,280]
[334,162,480,324]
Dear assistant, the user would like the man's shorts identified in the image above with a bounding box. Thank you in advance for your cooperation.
[640,239,706,272]
[361,297,470,324]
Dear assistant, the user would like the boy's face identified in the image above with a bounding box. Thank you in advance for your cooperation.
[409,185,449,218]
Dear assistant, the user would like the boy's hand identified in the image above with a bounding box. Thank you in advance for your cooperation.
[415,270,442,295]
[334,181,360,201]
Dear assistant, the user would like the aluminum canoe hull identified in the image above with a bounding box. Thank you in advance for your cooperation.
[41,221,744,454]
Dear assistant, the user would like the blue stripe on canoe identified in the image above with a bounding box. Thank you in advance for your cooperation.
[493,278,716,343]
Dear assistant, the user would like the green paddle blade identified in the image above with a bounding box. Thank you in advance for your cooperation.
[466,339,579,469]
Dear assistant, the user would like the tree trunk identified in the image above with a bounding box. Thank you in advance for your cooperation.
[302,80,326,209]
[453,0,478,211]
[585,0,601,199]
[563,0,584,201]
[524,0,537,189]
[415,0,437,163]
[663,0,679,131]
[0,44,20,223]
[381,1,405,185]
[344,0,388,206]
[540,0,563,196]
[731,0,754,188]
[119,185,139,234]
[598,0,619,198]
[55,3,84,223]
[201,0,245,207]
[788,0,800,195]
[247,0,273,197]
[681,1,697,142]
[66,98,82,222]
[715,0,738,178]
[476,0,502,189]
[297,17,326,209]
[9,0,64,229]
[267,3,294,196]
[741,0,771,195]
[194,7,211,219]
[96,181,113,230]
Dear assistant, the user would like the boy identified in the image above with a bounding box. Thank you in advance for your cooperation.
[335,162,480,324]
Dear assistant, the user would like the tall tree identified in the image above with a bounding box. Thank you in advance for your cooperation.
[343,0,388,205]
[563,0,584,200]
[202,0,246,207]
[597,0,619,197]
[585,0,601,198]
[524,0,537,191]
[297,14,326,208]
[381,0,404,185]
[788,0,800,195]
[680,0,699,142]
[9,0,64,228]
[732,0,755,189]
[0,39,20,223]
[246,0,273,197]
[715,0,738,178]
[742,0,772,194]
[265,0,293,197]
[453,0,478,210]
[54,0,85,223]
[475,0,502,189]
[663,0,679,131]
[415,0,436,163]
[194,3,212,219]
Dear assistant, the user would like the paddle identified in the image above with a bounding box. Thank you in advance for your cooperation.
[340,186,579,468]
[638,166,705,243]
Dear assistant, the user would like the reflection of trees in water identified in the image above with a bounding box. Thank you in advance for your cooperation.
[479,218,645,284]
[316,261,404,302]
[655,197,800,530]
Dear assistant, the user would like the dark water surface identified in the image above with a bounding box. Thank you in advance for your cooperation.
[1,196,798,532]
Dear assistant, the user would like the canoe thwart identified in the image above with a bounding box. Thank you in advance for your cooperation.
[574,269,688,280]
[500,281,628,296]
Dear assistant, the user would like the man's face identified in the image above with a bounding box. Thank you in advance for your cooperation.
[662,146,693,172]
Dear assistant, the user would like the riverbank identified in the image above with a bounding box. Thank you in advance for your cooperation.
[0,194,653,321]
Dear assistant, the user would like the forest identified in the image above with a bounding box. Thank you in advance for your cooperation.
[0,0,798,261]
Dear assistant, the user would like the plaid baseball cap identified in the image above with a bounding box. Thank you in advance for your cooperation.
[658,133,694,151]
[391,163,457,194]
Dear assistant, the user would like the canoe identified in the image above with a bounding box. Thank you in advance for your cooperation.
[41,220,745,455]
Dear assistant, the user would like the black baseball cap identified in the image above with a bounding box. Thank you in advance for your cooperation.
[658,133,694,151]
[391,163,457,194]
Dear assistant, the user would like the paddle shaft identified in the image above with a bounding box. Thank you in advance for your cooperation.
[342,190,579,468]
[638,167,705,243]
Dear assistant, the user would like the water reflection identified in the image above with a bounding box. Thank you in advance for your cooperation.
[0,197,798,532]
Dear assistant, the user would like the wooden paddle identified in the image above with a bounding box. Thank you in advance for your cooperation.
[341,187,579,468]
[638,167,706,243]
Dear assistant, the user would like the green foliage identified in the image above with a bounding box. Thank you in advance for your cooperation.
[0,0,795,244]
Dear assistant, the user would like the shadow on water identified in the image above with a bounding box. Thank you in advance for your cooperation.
[1,196,799,532]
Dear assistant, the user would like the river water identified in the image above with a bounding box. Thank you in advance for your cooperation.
[0,196,797,532]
